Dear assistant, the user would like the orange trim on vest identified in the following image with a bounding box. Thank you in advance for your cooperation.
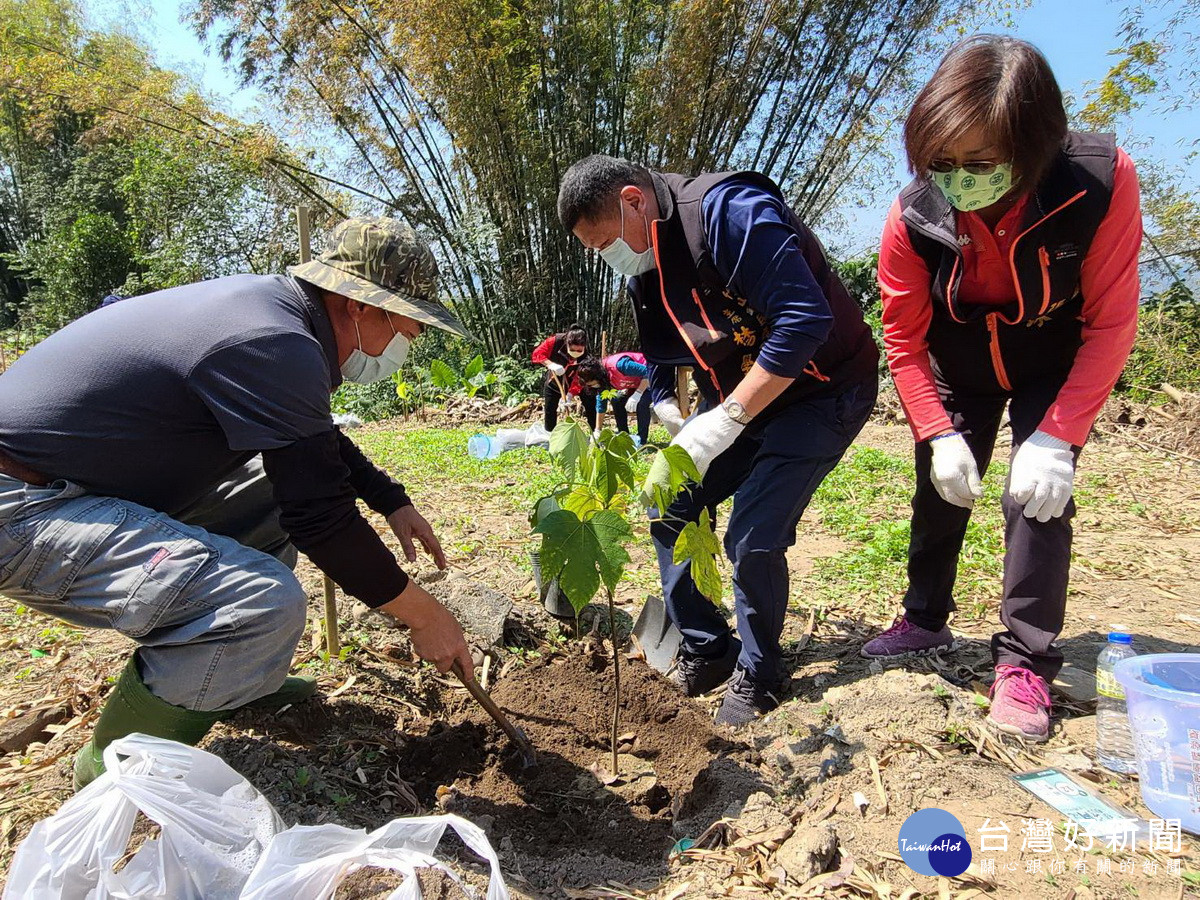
[1004,190,1086,326]
[651,220,724,399]
[803,361,831,383]
[692,289,722,341]
[986,313,1013,391]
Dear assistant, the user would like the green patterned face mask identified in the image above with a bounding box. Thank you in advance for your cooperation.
[931,163,1014,211]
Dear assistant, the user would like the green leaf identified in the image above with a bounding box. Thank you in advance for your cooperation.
[593,443,634,508]
[464,354,484,380]
[560,483,604,521]
[529,494,561,527]
[533,509,632,608]
[29,648,47,658]
[534,509,599,612]
[429,358,458,390]
[673,508,723,604]
[394,379,410,400]
[589,509,632,592]
[549,420,591,477]
[641,443,700,512]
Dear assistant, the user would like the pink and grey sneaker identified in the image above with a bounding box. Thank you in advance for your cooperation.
[987,665,1052,742]
[860,616,957,659]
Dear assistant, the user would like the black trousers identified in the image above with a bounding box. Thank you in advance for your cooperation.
[601,390,653,443]
[904,375,1078,681]
[543,377,597,431]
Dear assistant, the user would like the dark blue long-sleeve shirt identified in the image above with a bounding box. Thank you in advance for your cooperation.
[701,178,834,379]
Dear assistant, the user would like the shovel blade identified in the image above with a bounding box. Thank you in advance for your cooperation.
[632,595,682,674]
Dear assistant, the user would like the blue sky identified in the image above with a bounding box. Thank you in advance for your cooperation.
[83,0,1197,250]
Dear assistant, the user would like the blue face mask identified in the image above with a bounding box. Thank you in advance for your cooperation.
[599,201,656,277]
[340,316,410,384]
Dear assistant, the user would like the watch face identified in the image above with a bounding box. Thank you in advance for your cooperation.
[724,399,746,420]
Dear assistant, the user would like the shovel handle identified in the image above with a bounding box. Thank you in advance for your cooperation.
[451,660,535,758]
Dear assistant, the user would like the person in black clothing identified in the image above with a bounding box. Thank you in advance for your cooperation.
[531,324,588,431]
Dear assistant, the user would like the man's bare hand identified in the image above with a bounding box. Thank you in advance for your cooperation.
[387,504,448,569]
[378,581,473,677]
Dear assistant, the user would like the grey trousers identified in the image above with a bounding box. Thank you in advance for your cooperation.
[0,458,307,710]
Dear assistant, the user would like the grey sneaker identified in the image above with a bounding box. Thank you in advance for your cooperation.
[668,640,741,697]
[714,666,783,727]
[861,616,957,659]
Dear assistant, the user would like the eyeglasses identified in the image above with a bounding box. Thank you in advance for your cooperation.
[929,159,1003,175]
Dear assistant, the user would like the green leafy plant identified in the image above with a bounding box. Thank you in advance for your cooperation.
[532,421,638,776]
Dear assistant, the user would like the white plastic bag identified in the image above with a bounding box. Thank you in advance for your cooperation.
[4,734,283,900]
[241,815,509,900]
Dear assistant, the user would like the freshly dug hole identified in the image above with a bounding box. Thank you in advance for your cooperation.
[395,648,756,893]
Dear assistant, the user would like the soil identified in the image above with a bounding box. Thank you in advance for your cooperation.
[397,649,757,892]
[2,412,1200,899]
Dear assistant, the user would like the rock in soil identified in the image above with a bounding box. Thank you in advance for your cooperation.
[774,823,837,885]
[0,705,67,753]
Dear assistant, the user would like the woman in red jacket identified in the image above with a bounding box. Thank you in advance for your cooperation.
[530,324,588,431]
[864,35,1141,742]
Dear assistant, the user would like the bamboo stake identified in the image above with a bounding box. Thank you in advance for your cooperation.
[298,204,341,658]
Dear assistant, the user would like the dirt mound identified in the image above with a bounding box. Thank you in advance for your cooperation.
[395,649,758,894]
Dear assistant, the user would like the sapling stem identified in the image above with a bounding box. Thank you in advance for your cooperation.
[607,587,620,777]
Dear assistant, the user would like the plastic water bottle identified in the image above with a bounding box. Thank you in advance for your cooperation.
[1096,631,1138,774]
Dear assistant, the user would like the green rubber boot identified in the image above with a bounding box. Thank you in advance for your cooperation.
[235,675,318,712]
[73,657,227,791]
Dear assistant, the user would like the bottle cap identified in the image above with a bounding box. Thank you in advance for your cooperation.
[1107,631,1133,644]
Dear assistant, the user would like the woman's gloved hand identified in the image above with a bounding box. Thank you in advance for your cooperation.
[1008,430,1075,522]
[929,432,983,509]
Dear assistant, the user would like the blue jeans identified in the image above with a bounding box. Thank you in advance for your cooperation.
[0,459,307,711]
[650,380,877,683]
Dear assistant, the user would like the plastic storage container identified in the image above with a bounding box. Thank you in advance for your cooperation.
[1114,653,1200,834]
[1096,632,1138,774]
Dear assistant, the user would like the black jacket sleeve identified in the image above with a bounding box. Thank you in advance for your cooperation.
[262,430,408,607]
[336,429,411,516]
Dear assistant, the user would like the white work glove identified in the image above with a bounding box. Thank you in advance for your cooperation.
[672,405,745,481]
[653,398,685,437]
[929,432,983,509]
[546,361,565,377]
[624,390,644,413]
[1008,430,1075,522]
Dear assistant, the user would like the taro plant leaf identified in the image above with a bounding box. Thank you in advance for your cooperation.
[549,420,592,478]
[534,509,599,613]
[642,443,701,513]
[673,508,724,603]
[429,358,458,390]
[464,354,485,381]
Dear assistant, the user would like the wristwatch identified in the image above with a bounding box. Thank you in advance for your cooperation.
[721,397,753,425]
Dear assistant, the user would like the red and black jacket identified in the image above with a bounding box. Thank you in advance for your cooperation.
[898,132,1117,392]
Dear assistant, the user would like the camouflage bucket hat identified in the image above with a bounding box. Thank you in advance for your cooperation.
[288,216,473,339]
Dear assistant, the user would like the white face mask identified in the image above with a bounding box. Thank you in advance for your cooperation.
[599,198,656,277]
[567,347,585,358]
[341,315,411,384]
